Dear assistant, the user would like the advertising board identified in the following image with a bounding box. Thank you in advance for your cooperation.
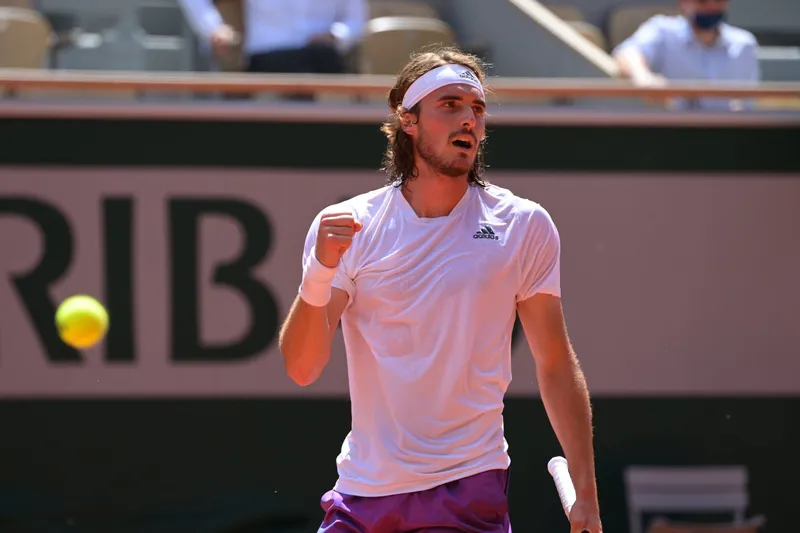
[1,168,798,397]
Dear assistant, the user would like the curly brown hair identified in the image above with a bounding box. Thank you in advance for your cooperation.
[380,45,490,188]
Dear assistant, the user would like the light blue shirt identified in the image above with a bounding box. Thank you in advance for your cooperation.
[614,15,760,110]
[179,0,367,55]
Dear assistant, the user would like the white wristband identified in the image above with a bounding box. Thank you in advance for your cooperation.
[299,252,338,307]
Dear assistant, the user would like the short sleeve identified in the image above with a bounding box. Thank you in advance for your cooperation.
[613,16,665,71]
[301,209,357,303]
[516,206,561,302]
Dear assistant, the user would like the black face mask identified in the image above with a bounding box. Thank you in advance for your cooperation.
[693,11,726,30]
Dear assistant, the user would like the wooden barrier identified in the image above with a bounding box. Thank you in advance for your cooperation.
[1,69,799,99]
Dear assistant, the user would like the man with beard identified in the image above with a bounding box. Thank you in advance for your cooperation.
[278,47,602,533]
[613,0,760,110]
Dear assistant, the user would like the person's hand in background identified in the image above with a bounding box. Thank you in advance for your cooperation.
[210,23,240,55]
[632,71,671,107]
[632,71,667,89]
[308,32,337,47]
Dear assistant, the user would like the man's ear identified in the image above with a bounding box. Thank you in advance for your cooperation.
[400,110,417,136]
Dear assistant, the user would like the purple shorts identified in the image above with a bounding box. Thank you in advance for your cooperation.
[318,468,512,533]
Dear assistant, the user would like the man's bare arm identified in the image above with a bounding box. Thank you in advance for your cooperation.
[615,47,650,79]
[279,210,361,386]
[278,288,348,386]
[517,293,598,504]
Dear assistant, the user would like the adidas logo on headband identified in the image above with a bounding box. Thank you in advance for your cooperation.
[402,64,485,110]
[459,70,478,82]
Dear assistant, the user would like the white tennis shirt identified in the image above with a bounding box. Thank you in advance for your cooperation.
[301,182,561,497]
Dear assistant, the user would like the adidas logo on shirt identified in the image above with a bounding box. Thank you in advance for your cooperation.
[473,225,499,240]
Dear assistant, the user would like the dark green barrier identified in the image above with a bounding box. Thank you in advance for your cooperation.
[1,117,799,172]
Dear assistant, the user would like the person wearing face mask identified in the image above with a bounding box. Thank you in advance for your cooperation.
[612,0,760,111]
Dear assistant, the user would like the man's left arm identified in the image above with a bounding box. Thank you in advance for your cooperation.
[515,206,602,532]
[518,295,600,524]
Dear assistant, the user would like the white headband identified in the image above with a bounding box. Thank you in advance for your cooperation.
[401,64,485,110]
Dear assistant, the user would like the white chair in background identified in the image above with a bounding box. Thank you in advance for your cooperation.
[625,465,750,533]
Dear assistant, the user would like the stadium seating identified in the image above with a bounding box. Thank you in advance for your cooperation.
[544,4,584,22]
[607,4,679,49]
[192,0,453,77]
[368,1,440,20]
[647,516,766,533]
[625,466,751,533]
[358,16,457,75]
[0,7,52,69]
[567,20,608,50]
[545,5,608,51]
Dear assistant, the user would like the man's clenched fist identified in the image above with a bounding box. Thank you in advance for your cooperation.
[315,211,363,268]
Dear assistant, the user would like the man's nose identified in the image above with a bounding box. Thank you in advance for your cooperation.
[461,109,476,129]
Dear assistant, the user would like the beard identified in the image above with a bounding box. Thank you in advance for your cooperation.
[415,131,474,178]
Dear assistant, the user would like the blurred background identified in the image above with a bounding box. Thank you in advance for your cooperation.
[0,0,799,532]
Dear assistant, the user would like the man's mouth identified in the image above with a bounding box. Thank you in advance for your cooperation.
[452,138,474,150]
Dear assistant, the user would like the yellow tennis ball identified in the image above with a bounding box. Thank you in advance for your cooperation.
[55,295,109,349]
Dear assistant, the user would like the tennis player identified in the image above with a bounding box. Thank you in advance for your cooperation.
[279,46,602,533]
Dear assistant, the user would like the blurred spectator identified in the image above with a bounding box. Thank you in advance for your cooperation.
[179,0,366,76]
[613,0,760,111]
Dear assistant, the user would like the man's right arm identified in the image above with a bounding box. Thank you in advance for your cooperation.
[612,17,665,87]
[616,47,661,84]
[278,209,362,386]
[279,289,349,386]
[177,0,238,53]
[177,0,224,40]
